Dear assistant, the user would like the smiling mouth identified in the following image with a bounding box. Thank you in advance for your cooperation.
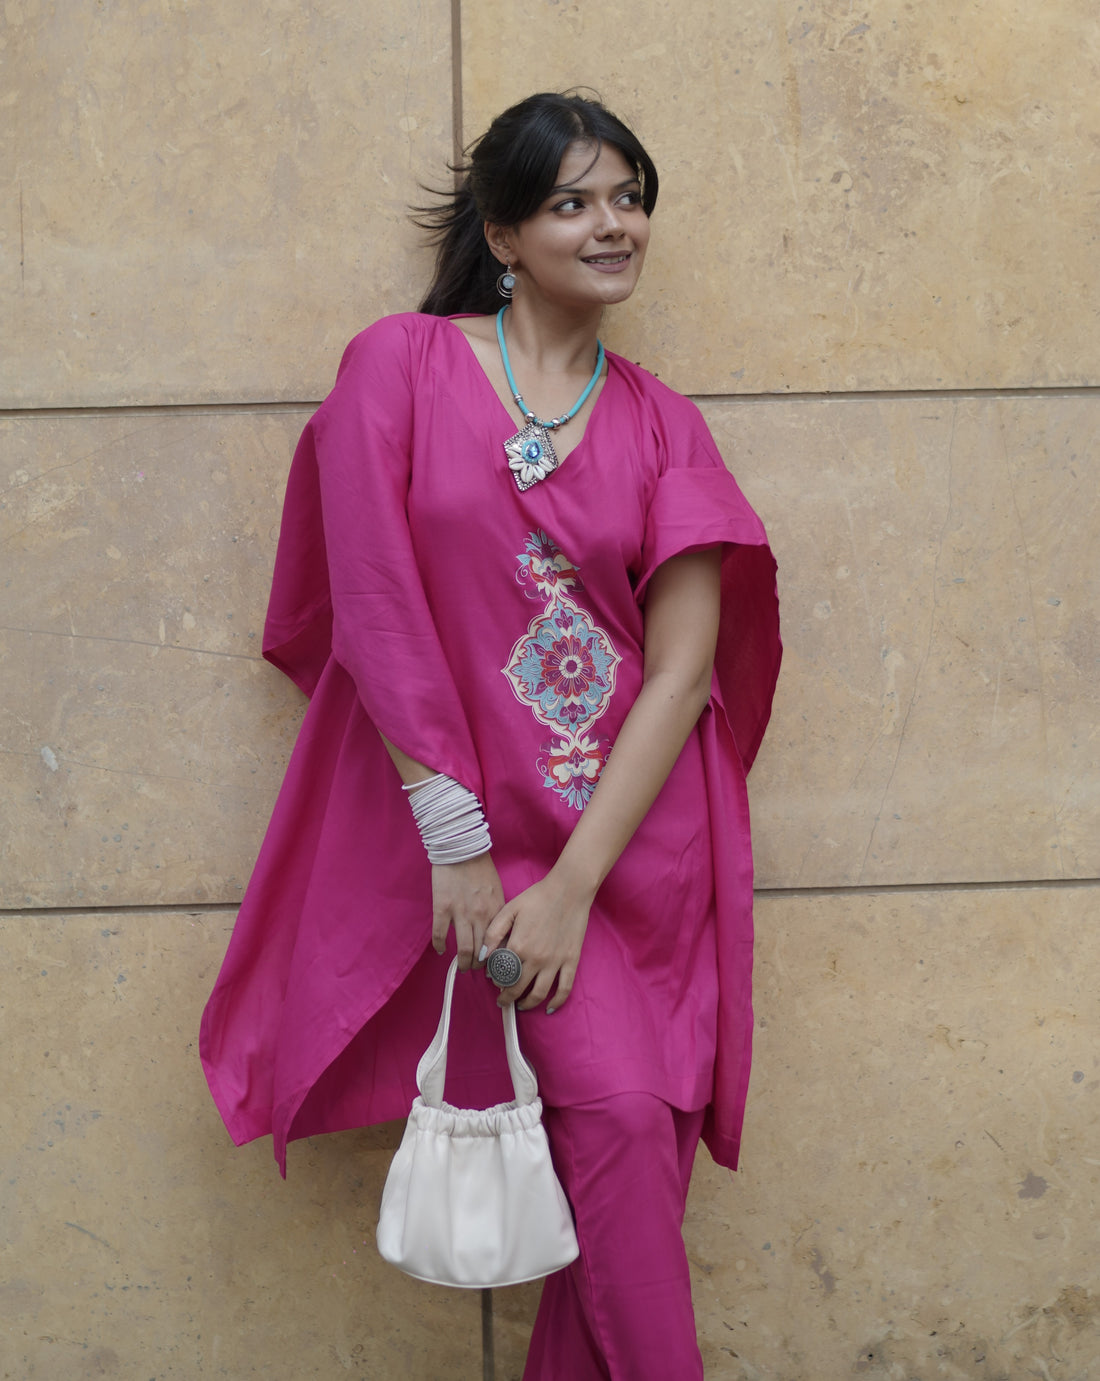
[582,253,631,265]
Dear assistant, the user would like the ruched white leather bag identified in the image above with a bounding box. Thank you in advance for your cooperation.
[376,957,580,1288]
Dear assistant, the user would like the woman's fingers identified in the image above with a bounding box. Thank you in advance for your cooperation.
[515,970,555,1011]
[493,955,577,1013]
[481,902,516,956]
[452,913,477,970]
[430,855,506,964]
[494,967,535,1007]
[436,905,497,969]
[431,903,451,956]
[544,964,576,1014]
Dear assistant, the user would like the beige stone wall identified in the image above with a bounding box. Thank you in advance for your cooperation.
[3,3,1097,1378]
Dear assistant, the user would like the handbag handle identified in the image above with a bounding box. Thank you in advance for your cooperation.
[416,957,540,1109]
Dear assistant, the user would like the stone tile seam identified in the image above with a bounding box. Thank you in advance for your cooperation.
[450,0,463,171]
[0,904,241,920]
[3,384,1100,423]
[0,623,263,664]
[4,876,1098,921]
[760,876,1100,899]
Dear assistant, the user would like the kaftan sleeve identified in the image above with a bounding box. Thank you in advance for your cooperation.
[262,314,486,797]
[635,392,781,773]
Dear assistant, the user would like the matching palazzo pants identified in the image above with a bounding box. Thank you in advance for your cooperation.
[523,1093,706,1381]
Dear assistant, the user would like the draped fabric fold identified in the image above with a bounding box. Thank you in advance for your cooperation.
[264,321,485,795]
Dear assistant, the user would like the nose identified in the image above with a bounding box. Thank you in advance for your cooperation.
[595,203,625,238]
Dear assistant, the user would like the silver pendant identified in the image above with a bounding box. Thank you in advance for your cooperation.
[505,422,560,492]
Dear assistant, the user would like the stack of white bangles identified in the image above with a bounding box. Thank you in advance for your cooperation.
[404,773,493,865]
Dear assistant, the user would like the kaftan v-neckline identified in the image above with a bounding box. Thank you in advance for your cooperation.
[445,315,613,471]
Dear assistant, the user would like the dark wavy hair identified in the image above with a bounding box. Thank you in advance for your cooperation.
[414,92,659,316]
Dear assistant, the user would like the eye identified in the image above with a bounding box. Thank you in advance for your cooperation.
[553,197,585,213]
[617,189,643,208]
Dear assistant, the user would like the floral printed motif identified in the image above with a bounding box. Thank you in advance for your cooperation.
[503,532,620,810]
[536,733,611,811]
[514,529,583,602]
[506,602,618,730]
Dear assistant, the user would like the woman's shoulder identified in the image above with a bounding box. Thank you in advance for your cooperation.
[327,312,462,391]
[340,310,453,357]
[606,348,710,433]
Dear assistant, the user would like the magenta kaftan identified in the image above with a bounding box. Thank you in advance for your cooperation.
[200,313,780,1174]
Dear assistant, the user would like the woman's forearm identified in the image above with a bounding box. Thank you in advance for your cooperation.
[379,733,504,967]
[552,546,722,902]
[552,665,712,899]
[479,548,720,1009]
[379,734,438,787]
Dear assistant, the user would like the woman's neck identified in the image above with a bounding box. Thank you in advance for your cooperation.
[501,297,604,377]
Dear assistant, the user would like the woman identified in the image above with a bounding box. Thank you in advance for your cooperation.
[201,92,780,1378]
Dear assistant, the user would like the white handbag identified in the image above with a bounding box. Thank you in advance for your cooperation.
[376,957,580,1288]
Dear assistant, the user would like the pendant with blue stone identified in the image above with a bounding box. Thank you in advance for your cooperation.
[505,422,560,492]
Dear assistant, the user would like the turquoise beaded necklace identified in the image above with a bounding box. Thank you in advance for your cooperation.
[495,306,605,491]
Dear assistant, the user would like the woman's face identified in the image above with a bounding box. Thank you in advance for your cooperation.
[498,141,651,311]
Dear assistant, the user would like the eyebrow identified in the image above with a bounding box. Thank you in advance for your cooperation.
[547,176,641,197]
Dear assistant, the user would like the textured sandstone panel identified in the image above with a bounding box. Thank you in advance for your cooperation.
[688,885,1100,1379]
[462,0,1100,393]
[0,910,489,1379]
[1,411,307,908]
[720,392,1100,887]
[2,0,450,407]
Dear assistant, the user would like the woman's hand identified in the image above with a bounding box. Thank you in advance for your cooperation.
[432,853,505,970]
[480,865,596,1013]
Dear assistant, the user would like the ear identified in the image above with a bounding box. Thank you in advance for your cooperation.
[484,222,515,267]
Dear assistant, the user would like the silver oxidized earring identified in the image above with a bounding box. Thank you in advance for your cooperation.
[496,264,516,298]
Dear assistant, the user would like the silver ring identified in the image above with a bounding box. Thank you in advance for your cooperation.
[486,947,522,989]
